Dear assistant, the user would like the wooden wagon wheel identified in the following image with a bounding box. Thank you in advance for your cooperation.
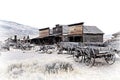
[73,50,83,62]
[84,55,95,66]
[105,53,116,65]
[84,48,95,67]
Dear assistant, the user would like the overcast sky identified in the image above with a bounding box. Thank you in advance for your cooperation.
[0,0,120,35]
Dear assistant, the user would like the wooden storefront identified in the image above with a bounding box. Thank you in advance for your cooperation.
[31,22,104,45]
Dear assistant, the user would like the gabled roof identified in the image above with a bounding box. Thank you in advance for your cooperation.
[83,26,104,34]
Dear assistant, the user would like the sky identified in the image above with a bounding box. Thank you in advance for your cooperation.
[0,0,120,35]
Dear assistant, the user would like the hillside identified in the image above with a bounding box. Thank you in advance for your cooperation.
[0,20,38,41]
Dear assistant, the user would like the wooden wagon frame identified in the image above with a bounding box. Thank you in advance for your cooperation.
[57,42,116,66]
[73,46,116,66]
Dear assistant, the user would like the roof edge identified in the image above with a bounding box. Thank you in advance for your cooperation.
[68,22,84,26]
[39,27,49,31]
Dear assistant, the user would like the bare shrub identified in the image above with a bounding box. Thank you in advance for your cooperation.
[7,63,22,72]
[7,63,24,78]
[44,61,73,74]
[7,61,43,78]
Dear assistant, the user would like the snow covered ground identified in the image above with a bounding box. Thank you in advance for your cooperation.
[104,35,120,51]
[0,48,120,80]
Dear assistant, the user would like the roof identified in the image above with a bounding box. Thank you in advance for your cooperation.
[83,26,104,34]
[39,27,49,31]
[68,22,84,26]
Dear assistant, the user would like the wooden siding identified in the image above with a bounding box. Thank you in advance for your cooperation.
[39,29,49,38]
[83,34,103,42]
[68,25,83,35]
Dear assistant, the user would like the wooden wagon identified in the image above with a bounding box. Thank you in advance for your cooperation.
[73,46,116,66]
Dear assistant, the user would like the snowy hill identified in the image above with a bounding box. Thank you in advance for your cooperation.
[0,20,39,41]
[104,34,112,41]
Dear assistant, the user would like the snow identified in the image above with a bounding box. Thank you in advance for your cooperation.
[0,48,120,80]
[0,20,38,41]
[104,34,120,51]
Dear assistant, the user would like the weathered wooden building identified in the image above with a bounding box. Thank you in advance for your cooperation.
[83,26,104,42]
[39,27,50,38]
[31,27,51,44]
[51,22,104,42]
[31,22,104,44]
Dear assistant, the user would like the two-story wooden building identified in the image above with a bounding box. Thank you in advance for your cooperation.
[31,22,104,44]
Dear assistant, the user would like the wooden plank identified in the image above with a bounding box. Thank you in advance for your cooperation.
[39,29,49,38]
[68,25,83,35]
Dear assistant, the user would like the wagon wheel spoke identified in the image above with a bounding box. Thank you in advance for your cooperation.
[105,54,116,65]
[73,51,83,62]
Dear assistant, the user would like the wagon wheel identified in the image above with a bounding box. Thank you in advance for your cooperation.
[105,53,116,65]
[84,48,95,66]
[84,56,95,67]
[73,51,83,62]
